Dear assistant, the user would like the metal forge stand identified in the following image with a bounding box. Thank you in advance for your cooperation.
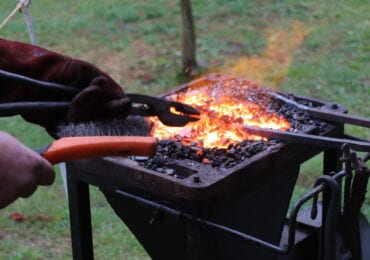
[65,138,369,260]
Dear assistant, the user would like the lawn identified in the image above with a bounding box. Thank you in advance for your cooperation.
[0,0,369,258]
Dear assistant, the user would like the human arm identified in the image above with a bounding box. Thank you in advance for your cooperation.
[0,131,55,209]
[0,37,131,135]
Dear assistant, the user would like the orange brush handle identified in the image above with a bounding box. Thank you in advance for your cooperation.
[41,136,157,164]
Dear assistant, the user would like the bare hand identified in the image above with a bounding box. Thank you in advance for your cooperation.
[0,131,55,209]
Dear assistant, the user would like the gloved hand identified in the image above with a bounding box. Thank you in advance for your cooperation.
[0,131,55,209]
[0,37,131,136]
[67,76,131,122]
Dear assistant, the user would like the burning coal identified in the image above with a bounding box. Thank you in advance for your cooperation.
[150,74,290,149]
[142,74,331,171]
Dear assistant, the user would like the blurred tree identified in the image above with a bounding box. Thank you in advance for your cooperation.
[180,0,197,77]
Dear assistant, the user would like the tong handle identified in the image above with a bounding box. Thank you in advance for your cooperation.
[244,126,370,152]
[0,69,78,95]
[0,102,70,116]
[36,136,157,164]
[0,69,200,126]
[271,92,370,128]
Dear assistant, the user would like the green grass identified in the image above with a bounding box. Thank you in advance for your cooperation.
[0,0,369,258]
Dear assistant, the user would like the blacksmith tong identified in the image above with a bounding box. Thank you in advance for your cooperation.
[270,91,370,128]
[0,69,200,127]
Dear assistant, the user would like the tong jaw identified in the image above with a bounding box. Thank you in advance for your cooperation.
[127,94,200,127]
[161,100,200,126]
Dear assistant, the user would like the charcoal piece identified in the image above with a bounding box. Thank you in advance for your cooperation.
[138,91,333,177]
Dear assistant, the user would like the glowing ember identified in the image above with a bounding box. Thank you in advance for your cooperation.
[150,75,291,148]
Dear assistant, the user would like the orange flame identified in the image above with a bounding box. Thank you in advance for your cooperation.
[150,21,310,148]
[220,21,311,88]
[150,75,291,148]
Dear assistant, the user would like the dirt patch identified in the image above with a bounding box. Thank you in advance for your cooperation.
[0,229,71,256]
[81,48,131,84]
[64,39,159,90]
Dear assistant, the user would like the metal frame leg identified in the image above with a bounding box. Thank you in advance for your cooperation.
[66,167,94,260]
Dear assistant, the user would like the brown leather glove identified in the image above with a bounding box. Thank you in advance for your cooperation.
[0,38,131,136]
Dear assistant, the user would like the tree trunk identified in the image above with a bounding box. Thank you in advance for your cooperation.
[180,0,197,77]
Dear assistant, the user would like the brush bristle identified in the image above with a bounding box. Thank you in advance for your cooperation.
[57,116,152,138]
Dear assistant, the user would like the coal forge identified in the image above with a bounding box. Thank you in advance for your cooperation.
[139,73,334,175]
[65,73,350,260]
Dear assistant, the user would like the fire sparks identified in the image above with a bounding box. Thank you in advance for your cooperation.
[150,74,291,148]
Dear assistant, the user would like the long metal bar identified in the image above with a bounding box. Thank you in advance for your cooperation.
[271,92,370,128]
[0,102,70,116]
[243,126,370,152]
[0,69,79,95]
